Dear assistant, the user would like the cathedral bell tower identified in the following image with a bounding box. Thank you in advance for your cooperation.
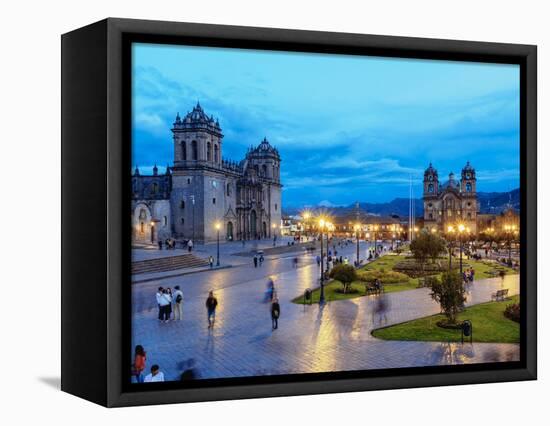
[423,163,438,197]
[460,161,476,194]
[172,102,223,167]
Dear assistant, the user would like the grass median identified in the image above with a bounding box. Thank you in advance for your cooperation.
[371,295,520,343]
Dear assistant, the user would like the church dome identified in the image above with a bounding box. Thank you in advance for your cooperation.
[247,137,280,160]
[173,102,222,135]
[440,172,460,190]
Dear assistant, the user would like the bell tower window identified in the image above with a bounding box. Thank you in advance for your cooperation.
[181,141,187,160]
[192,140,198,160]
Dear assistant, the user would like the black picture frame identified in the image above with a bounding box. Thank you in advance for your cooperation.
[61,17,537,407]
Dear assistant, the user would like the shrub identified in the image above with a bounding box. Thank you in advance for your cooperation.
[419,275,439,288]
[429,271,465,325]
[356,269,410,284]
[329,264,357,293]
[394,258,452,278]
[504,303,520,323]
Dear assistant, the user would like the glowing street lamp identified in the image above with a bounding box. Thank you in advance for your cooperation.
[215,222,221,266]
[457,223,466,276]
[373,224,379,253]
[354,223,361,265]
[446,225,455,270]
[503,224,518,265]
[318,217,328,304]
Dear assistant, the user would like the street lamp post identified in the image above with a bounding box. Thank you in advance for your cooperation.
[446,225,455,271]
[354,224,360,266]
[457,223,466,277]
[504,224,518,265]
[319,218,326,305]
[215,222,221,266]
[302,211,311,240]
[390,224,397,251]
[373,225,379,254]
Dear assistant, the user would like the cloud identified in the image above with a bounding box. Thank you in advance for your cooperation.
[132,51,520,205]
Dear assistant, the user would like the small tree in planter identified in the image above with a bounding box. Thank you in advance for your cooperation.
[410,230,446,284]
[329,264,357,294]
[429,270,465,325]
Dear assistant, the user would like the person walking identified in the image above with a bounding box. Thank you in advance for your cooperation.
[209,255,214,269]
[132,345,147,383]
[187,239,193,253]
[158,289,172,322]
[264,278,275,303]
[271,298,280,330]
[144,364,165,382]
[173,286,183,321]
[253,254,258,268]
[156,287,164,321]
[259,254,264,266]
[158,240,163,250]
[206,291,218,328]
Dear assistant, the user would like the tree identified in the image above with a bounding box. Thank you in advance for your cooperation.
[329,264,357,294]
[410,230,446,278]
[429,271,465,324]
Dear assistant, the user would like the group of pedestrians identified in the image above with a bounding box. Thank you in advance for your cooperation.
[158,238,177,250]
[462,268,475,284]
[156,285,184,322]
[132,344,202,383]
[131,345,165,383]
[253,253,265,267]
[261,278,280,330]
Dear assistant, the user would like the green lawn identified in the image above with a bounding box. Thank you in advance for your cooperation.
[361,254,516,281]
[372,295,520,343]
[292,279,418,304]
[291,255,518,305]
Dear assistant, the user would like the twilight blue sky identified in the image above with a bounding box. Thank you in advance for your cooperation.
[132,43,520,207]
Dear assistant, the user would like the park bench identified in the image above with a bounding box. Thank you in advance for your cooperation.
[491,288,509,301]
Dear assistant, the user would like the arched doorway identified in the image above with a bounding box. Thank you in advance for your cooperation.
[250,210,257,238]
[262,221,267,238]
[227,221,233,240]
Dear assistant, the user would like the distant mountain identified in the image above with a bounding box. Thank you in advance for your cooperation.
[283,188,519,218]
[477,188,520,214]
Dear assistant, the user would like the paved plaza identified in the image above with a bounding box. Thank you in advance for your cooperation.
[131,242,520,382]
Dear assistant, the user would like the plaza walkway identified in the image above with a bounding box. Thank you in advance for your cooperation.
[131,245,520,381]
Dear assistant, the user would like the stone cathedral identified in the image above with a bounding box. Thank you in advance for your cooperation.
[131,103,282,244]
[423,161,479,234]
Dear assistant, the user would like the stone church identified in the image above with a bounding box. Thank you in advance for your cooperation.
[131,102,282,244]
[423,161,479,234]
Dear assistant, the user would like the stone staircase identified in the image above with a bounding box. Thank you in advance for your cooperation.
[131,254,210,275]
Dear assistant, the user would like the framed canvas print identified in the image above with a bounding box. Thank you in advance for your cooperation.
[61,18,537,407]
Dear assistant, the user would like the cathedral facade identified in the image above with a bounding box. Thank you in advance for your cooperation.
[131,103,282,244]
[423,162,479,234]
